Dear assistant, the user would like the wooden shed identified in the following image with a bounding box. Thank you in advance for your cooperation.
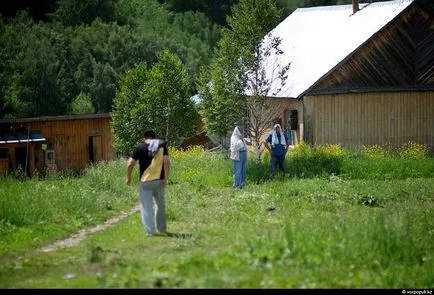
[0,114,115,176]
[258,0,434,151]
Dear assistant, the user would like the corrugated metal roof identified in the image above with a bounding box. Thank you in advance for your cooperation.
[254,0,415,98]
[0,131,46,144]
[0,113,111,124]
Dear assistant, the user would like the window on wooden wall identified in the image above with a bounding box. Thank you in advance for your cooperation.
[285,109,298,130]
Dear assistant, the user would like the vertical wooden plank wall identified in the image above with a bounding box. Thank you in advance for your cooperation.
[303,97,314,144]
[306,91,434,150]
[28,117,115,172]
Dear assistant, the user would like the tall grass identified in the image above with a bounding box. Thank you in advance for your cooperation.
[248,141,434,181]
[0,160,137,254]
[0,141,433,288]
[1,141,432,253]
[169,145,231,189]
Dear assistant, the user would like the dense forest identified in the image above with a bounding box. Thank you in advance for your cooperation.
[0,0,432,119]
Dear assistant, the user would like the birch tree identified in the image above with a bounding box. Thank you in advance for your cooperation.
[198,0,289,161]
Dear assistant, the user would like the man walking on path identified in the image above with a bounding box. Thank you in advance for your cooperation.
[126,130,171,237]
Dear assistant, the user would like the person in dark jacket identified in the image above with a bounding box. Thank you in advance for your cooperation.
[264,124,289,177]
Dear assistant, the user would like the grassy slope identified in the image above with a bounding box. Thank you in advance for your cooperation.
[0,148,433,288]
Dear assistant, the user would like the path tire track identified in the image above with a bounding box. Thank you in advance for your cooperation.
[37,205,140,253]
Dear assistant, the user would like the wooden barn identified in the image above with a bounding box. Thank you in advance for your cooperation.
[0,114,115,176]
[256,0,434,151]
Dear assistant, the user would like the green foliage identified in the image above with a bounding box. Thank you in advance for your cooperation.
[146,50,198,144]
[337,142,433,180]
[170,141,434,184]
[250,141,434,181]
[167,11,221,86]
[114,0,219,90]
[198,0,282,140]
[197,64,245,138]
[70,92,95,114]
[157,0,239,26]
[0,151,434,289]
[169,145,231,189]
[398,141,429,159]
[0,160,136,254]
[342,157,434,180]
[0,0,219,118]
[89,62,118,113]
[0,12,73,117]
[111,50,198,154]
[1,0,432,121]
[225,0,281,50]
[361,144,392,158]
[171,11,220,47]
[114,0,172,26]
[50,0,117,26]
[69,20,133,113]
[286,142,344,178]
[110,62,149,154]
[246,158,270,185]
[0,147,433,287]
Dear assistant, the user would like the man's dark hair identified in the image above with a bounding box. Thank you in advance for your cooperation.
[143,130,156,139]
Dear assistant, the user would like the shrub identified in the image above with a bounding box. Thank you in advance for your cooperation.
[291,141,312,157]
[361,144,391,158]
[316,143,345,158]
[169,145,205,160]
[398,141,429,159]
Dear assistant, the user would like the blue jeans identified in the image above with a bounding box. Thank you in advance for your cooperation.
[270,155,286,176]
[139,179,166,235]
[232,150,247,188]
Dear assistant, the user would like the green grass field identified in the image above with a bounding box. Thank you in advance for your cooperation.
[0,143,433,288]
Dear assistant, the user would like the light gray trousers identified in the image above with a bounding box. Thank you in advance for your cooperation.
[139,179,167,235]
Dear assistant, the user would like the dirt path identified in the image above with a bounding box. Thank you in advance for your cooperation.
[37,205,140,253]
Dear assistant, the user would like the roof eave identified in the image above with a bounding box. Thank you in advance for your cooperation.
[303,85,434,96]
[300,0,418,98]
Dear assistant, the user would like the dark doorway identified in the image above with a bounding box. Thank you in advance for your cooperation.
[15,147,30,176]
[0,148,8,176]
[89,137,94,162]
[88,136,102,163]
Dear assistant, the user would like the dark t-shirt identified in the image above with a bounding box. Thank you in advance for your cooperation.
[130,141,169,180]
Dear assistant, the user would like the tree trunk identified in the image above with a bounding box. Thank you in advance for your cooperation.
[253,138,261,164]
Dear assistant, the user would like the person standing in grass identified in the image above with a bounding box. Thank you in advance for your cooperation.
[264,123,289,177]
[126,130,171,237]
[230,126,250,189]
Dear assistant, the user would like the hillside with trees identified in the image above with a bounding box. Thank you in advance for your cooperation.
[0,0,221,119]
[1,0,432,120]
